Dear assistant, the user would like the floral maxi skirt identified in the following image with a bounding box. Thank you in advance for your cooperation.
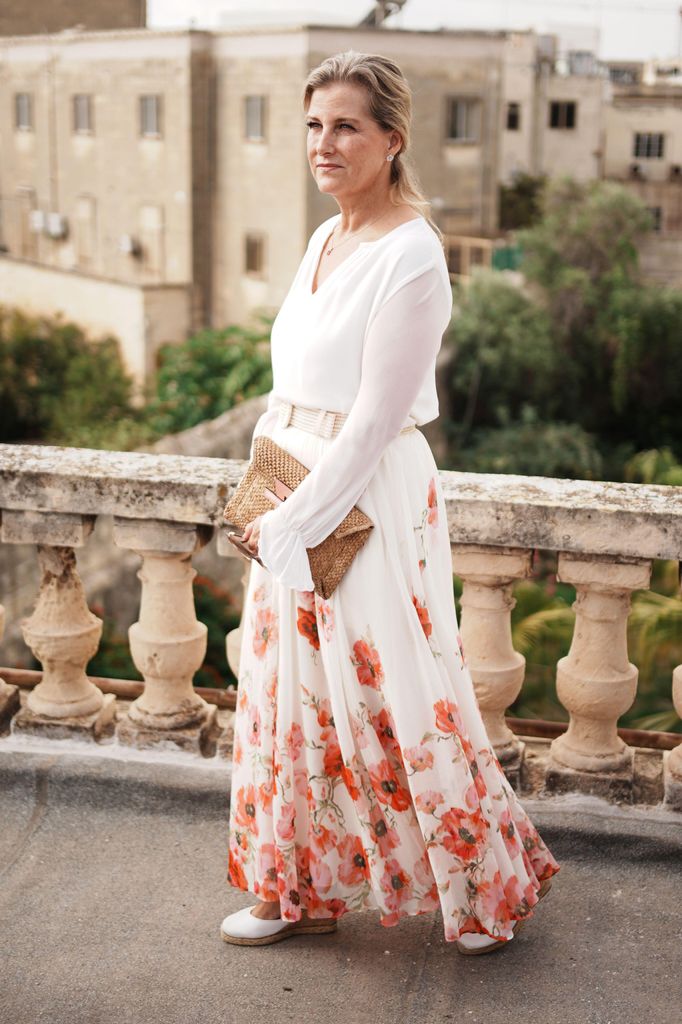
[226,421,561,943]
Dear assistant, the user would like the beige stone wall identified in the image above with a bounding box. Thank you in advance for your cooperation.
[211,30,310,328]
[541,74,606,182]
[306,27,505,238]
[604,89,682,261]
[639,234,682,287]
[6,23,671,380]
[605,94,682,181]
[0,256,190,388]
[0,30,199,290]
[0,1,145,37]
[499,32,541,182]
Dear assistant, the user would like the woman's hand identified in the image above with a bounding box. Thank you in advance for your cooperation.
[241,515,264,557]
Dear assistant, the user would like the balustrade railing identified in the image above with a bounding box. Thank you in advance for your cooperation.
[1,444,680,809]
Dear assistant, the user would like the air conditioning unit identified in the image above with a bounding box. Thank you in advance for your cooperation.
[46,212,68,239]
[628,162,645,179]
[118,234,142,257]
[670,164,682,180]
[29,210,45,233]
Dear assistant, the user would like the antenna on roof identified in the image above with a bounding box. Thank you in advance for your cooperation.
[358,1,409,28]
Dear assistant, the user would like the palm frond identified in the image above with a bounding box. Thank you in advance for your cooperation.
[512,605,576,656]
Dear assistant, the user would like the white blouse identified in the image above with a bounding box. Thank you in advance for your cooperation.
[252,211,453,591]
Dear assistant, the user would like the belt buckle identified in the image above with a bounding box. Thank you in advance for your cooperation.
[315,408,334,439]
[278,400,293,428]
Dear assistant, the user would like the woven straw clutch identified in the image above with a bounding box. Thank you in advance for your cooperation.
[222,434,374,599]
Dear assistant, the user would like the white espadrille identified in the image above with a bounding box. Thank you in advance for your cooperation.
[220,906,338,946]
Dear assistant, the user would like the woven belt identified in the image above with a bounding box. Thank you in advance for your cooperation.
[276,399,417,440]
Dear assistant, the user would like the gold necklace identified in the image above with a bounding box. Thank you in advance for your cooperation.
[325,211,391,256]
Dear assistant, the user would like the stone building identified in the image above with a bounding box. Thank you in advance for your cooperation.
[0,28,212,387]
[499,33,608,185]
[0,23,514,385]
[603,64,682,286]
[0,0,146,37]
[0,20,677,385]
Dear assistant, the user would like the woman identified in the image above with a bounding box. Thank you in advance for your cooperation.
[221,50,560,955]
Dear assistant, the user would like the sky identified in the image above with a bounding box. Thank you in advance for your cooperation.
[148,0,682,62]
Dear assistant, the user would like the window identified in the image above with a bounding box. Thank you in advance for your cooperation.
[244,95,267,141]
[634,133,664,159]
[245,233,265,276]
[445,98,481,142]
[15,93,33,131]
[139,95,162,138]
[73,94,93,134]
[549,101,576,129]
[646,206,663,232]
[609,67,639,86]
[506,102,521,131]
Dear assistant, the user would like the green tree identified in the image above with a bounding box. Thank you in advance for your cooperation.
[608,285,682,452]
[144,319,273,436]
[516,177,654,436]
[499,172,546,230]
[624,447,682,487]
[447,272,556,443]
[454,407,604,479]
[0,306,137,444]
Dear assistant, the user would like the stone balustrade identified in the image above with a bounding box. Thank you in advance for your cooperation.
[1,443,681,809]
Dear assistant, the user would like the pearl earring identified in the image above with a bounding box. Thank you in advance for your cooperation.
[386,153,394,161]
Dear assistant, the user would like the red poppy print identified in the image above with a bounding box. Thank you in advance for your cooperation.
[415,789,444,815]
[337,835,371,886]
[276,801,296,842]
[434,698,466,736]
[252,606,278,659]
[412,593,433,638]
[369,759,412,812]
[404,744,434,773]
[440,805,489,862]
[227,469,561,940]
[368,803,401,859]
[234,784,259,835]
[314,595,336,641]
[381,858,414,913]
[297,605,320,650]
[427,477,438,527]
[247,702,261,745]
[351,635,384,690]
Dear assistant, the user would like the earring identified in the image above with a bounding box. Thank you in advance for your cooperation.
[386,153,394,162]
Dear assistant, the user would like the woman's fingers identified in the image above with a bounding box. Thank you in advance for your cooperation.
[242,517,261,553]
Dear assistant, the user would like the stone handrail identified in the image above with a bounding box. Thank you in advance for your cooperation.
[0,443,681,808]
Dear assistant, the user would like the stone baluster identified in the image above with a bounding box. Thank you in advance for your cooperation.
[0,603,21,728]
[113,517,216,754]
[0,510,115,739]
[548,552,652,801]
[217,534,253,681]
[215,532,253,759]
[663,664,682,810]
[451,543,534,788]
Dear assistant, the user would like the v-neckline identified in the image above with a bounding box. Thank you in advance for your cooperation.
[309,216,356,297]
[309,214,424,297]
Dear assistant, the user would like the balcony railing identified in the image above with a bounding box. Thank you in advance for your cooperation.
[1,443,681,810]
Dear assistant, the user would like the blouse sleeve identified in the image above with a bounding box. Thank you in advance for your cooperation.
[256,262,452,591]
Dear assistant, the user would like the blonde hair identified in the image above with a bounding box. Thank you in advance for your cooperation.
[303,50,444,247]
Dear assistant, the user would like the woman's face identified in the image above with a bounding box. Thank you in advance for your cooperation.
[305,82,401,201]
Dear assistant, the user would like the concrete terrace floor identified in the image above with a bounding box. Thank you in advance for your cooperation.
[0,742,681,1024]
